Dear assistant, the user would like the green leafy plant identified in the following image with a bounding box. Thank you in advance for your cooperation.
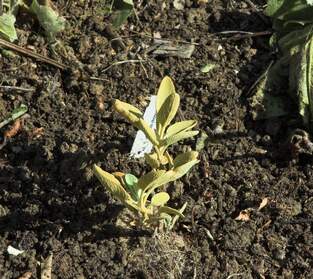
[113,76,199,169]
[93,77,199,230]
[0,0,65,42]
[250,0,313,129]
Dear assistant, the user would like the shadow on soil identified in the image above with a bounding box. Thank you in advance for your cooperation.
[0,140,151,241]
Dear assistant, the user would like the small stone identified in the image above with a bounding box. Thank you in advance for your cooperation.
[17,166,31,181]
[273,248,286,260]
[277,198,302,217]
[261,135,272,146]
[173,0,185,10]
[0,205,8,217]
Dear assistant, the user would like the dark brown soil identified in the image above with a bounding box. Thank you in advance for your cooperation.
[1,1,313,279]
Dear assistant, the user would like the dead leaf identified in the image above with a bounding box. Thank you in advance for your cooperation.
[41,253,53,279]
[97,95,105,111]
[17,271,32,279]
[235,209,252,221]
[29,127,44,140]
[148,39,195,59]
[258,197,269,211]
[4,119,22,139]
[153,32,161,39]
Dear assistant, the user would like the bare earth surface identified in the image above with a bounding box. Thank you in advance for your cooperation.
[1,1,313,278]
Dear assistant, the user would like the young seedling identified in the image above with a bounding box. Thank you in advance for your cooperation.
[93,77,200,230]
[93,150,199,229]
[113,76,199,169]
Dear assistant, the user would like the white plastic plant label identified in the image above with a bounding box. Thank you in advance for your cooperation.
[130,95,157,158]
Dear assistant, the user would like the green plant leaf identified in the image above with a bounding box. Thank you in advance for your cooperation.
[156,77,175,111]
[112,0,134,28]
[156,76,179,136]
[113,99,142,124]
[137,170,166,191]
[289,37,313,126]
[114,99,158,145]
[93,164,132,202]
[137,118,159,146]
[159,212,172,225]
[0,14,18,42]
[169,202,187,230]
[124,173,141,201]
[30,0,65,40]
[157,93,180,136]
[165,120,197,139]
[0,104,28,129]
[173,151,199,168]
[144,153,160,169]
[278,24,313,54]
[171,159,199,180]
[124,173,138,187]
[159,205,184,218]
[151,192,170,206]
[113,99,142,116]
[161,130,199,149]
[200,63,216,73]
[265,0,285,16]
[143,158,199,196]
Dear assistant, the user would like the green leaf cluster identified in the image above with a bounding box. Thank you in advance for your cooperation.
[251,0,313,128]
[93,77,200,230]
[29,0,65,42]
[114,76,199,169]
[0,0,65,42]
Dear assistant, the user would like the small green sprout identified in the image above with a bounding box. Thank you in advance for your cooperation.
[93,77,199,230]
[93,151,199,229]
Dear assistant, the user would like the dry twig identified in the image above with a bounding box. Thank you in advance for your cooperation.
[0,38,67,70]
[0,85,35,92]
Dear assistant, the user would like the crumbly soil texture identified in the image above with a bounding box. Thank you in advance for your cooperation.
[1,1,313,279]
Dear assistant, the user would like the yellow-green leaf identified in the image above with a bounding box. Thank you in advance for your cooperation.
[93,164,132,202]
[113,99,143,126]
[114,100,158,145]
[165,120,197,139]
[140,159,198,210]
[151,192,170,206]
[113,99,142,118]
[30,0,65,40]
[137,118,159,146]
[137,170,166,191]
[173,151,199,168]
[157,93,180,135]
[0,14,18,42]
[145,159,199,194]
[156,76,176,113]
[159,205,184,218]
[161,130,199,149]
[112,171,125,185]
[173,159,199,179]
[169,202,187,230]
[144,153,160,169]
